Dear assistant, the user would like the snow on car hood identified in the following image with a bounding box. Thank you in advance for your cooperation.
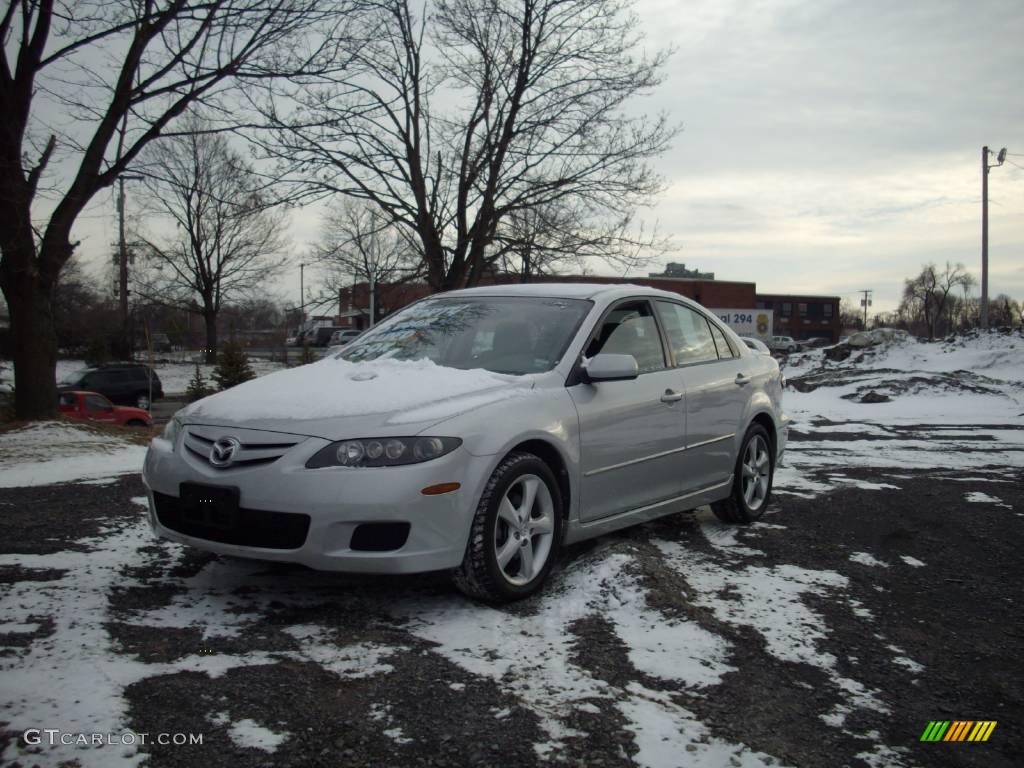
[180,357,530,439]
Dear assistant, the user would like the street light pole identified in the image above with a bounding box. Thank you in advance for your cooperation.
[118,174,144,358]
[368,257,376,329]
[299,262,305,332]
[981,146,1007,330]
[859,290,873,330]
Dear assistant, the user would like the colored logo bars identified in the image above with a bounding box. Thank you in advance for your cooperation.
[920,721,997,742]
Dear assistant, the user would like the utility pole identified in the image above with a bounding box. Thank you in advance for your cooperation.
[981,146,1007,330]
[859,289,872,329]
[299,262,305,332]
[368,256,376,329]
[117,174,143,358]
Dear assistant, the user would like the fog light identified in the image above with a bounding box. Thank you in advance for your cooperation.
[421,482,461,496]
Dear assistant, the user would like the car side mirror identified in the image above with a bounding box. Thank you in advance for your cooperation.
[585,353,639,382]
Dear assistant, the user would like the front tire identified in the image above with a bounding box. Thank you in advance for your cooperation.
[712,424,774,524]
[453,452,563,603]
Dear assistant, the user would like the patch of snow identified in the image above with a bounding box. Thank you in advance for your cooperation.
[891,656,924,674]
[699,516,764,556]
[226,718,288,752]
[900,556,926,568]
[849,552,889,568]
[391,551,736,759]
[656,541,889,724]
[0,521,406,768]
[855,743,912,768]
[965,491,1011,508]
[383,727,413,745]
[848,599,874,620]
[618,684,784,768]
[826,475,901,491]
[0,422,144,488]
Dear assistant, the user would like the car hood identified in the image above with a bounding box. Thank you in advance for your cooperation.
[178,356,533,440]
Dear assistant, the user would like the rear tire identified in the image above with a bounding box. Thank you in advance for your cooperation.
[453,452,563,603]
[712,424,774,524]
[125,419,147,427]
[135,393,151,410]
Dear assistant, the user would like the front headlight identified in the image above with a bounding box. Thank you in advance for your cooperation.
[162,416,181,446]
[305,436,462,468]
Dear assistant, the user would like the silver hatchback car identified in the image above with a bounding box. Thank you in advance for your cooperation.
[143,284,788,601]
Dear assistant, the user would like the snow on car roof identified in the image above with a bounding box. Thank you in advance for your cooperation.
[440,282,690,301]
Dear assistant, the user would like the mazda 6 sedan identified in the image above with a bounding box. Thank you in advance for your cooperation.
[143,284,788,602]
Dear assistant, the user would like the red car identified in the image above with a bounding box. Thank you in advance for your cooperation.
[59,391,153,428]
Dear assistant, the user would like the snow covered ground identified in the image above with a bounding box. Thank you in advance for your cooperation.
[0,331,1021,767]
[778,330,1024,488]
[0,421,147,488]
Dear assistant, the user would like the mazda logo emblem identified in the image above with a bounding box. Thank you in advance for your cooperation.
[209,437,241,467]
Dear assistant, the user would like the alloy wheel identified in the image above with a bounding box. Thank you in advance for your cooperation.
[741,435,771,511]
[493,474,555,586]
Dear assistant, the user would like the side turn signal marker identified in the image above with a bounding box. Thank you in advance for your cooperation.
[421,482,461,496]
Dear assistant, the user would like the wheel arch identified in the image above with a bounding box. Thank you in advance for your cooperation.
[748,411,777,462]
[505,438,572,524]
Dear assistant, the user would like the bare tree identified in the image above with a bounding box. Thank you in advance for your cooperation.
[987,294,1022,328]
[900,262,975,340]
[0,1,356,418]
[133,121,288,362]
[838,298,864,332]
[492,200,668,281]
[312,199,423,323]
[253,0,676,292]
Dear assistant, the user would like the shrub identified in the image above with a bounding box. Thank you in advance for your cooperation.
[185,363,212,402]
[212,340,256,391]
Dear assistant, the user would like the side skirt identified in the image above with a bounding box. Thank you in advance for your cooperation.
[563,478,732,546]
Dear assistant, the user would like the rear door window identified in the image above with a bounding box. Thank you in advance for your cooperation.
[708,323,737,359]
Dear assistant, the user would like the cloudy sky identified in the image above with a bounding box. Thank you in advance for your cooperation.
[68,0,1024,314]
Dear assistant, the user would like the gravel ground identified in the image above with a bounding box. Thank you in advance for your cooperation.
[1,423,1021,768]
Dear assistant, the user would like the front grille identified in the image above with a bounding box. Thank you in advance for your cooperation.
[183,427,303,470]
[153,492,310,550]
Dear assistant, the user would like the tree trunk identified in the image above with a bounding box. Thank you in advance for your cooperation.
[204,312,218,364]
[1,270,60,420]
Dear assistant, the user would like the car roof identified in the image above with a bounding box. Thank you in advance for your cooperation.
[437,282,696,303]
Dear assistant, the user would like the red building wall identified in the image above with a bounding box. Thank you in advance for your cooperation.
[339,275,757,327]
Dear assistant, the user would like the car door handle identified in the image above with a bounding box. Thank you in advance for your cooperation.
[735,373,751,386]
[660,389,684,403]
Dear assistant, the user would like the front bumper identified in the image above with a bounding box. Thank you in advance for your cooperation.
[141,430,491,574]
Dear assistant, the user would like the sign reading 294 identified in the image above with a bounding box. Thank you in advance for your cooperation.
[719,312,753,324]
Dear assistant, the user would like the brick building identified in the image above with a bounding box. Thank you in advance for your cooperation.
[337,274,756,330]
[755,293,841,342]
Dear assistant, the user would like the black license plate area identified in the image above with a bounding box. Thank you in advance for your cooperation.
[180,483,239,529]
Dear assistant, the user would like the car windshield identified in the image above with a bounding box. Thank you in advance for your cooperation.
[338,296,592,375]
[60,368,91,385]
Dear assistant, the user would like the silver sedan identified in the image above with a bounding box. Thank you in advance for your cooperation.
[143,284,788,601]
